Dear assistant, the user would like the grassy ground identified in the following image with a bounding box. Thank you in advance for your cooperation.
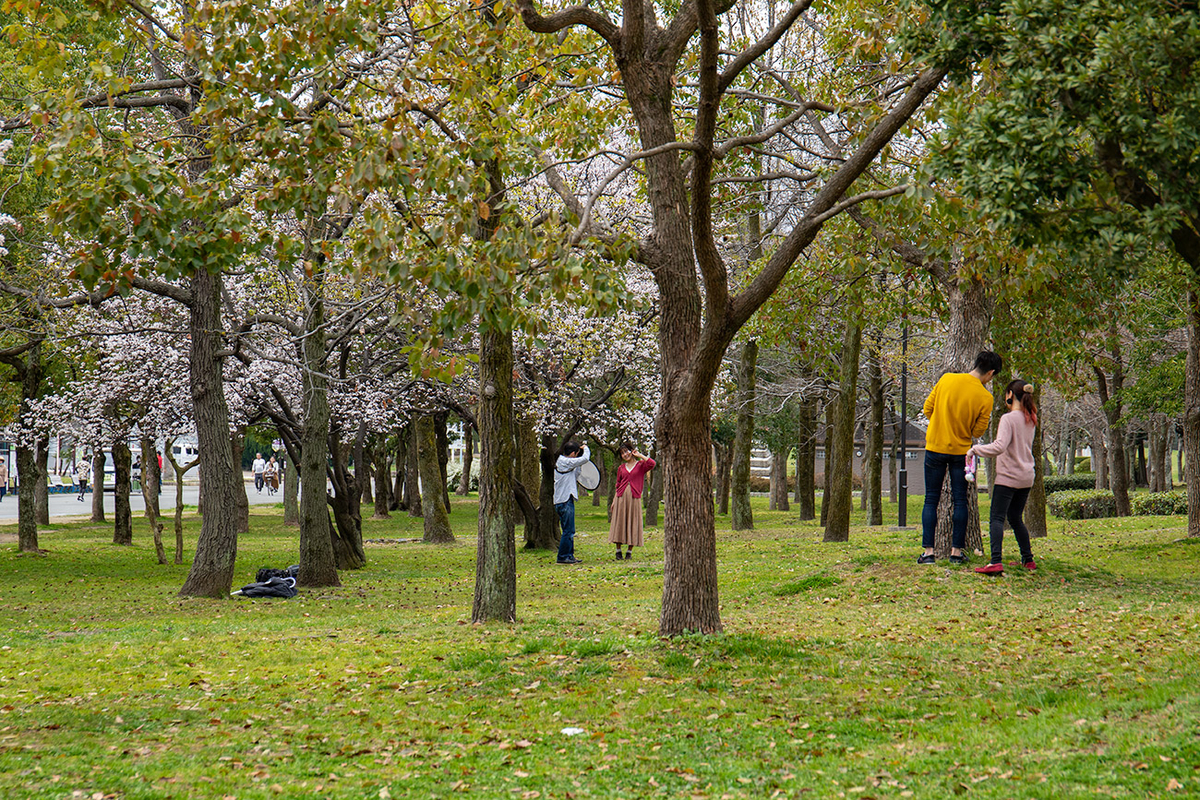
[1,494,1198,799]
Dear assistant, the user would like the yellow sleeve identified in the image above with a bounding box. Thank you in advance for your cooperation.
[923,380,938,419]
[971,396,993,439]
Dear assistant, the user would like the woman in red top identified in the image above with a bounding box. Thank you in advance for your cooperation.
[608,442,656,560]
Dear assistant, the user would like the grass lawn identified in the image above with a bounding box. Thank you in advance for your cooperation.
[1,495,1198,799]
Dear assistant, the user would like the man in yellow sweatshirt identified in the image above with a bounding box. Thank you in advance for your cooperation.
[918,351,1002,565]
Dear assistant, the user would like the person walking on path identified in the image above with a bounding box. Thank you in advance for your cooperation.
[252,452,267,494]
[76,459,89,501]
[608,443,656,560]
[919,351,1002,565]
[969,381,1039,574]
[264,456,279,495]
[554,441,591,565]
[0,459,8,502]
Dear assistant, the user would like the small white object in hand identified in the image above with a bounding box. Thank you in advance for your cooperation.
[560,727,586,736]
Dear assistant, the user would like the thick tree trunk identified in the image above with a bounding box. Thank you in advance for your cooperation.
[15,444,40,553]
[1095,344,1131,516]
[296,269,341,589]
[863,348,883,525]
[824,319,862,542]
[1185,289,1200,537]
[769,449,790,511]
[178,270,244,597]
[457,425,474,496]
[418,415,454,543]
[473,326,517,622]
[327,435,367,570]
[140,437,166,564]
[112,440,133,546]
[530,434,560,550]
[34,436,48,525]
[372,443,392,519]
[730,340,757,530]
[91,450,106,523]
[796,398,817,520]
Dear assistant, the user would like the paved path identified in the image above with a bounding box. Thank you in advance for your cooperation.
[0,477,283,523]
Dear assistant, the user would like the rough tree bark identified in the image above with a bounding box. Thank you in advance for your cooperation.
[714,440,732,515]
[643,449,663,527]
[769,448,790,511]
[418,414,454,543]
[35,437,48,525]
[0,338,44,553]
[112,440,133,546]
[282,451,300,525]
[824,318,862,542]
[473,325,517,622]
[229,428,250,534]
[435,412,452,514]
[1094,331,1131,516]
[532,434,561,550]
[372,442,392,519]
[730,339,757,531]
[327,433,367,569]
[91,449,106,523]
[796,397,817,521]
[140,437,166,564]
[457,424,474,496]
[404,425,422,518]
[863,345,883,525]
[1186,289,1200,537]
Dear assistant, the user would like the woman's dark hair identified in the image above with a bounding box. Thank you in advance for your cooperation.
[1006,379,1038,426]
[618,440,634,455]
[560,441,583,458]
[974,350,1003,375]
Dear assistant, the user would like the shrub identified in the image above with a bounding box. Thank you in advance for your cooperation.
[1047,489,1118,520]
[1130,490,1188,516]
[1074,456,1091,472]
[1043,473,1096,494]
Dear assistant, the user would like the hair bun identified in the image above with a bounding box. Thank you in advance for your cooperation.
[1022,383,1034,393]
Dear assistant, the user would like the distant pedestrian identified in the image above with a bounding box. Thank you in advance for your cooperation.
[969,381,1039,575]
[608,443,655,560]
[918,351,1001,565]
[0,459,8,501]
[554,441,591,565]
[252,452,267,493]
[264,456,279,495]
[76,459,89,501]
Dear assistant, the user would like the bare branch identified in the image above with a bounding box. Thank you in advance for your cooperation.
[514,0,621,49]
[717,0,815,95]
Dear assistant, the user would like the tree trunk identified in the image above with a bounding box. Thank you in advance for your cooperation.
[112,440,133,546]
[713,441,732,515]
[887,399,899,505]
[296,268,341,589]
[864,348,883,525]
[404,425,422,517]
[530,433,560,550]
[1027,385,1048,538]
[418,415,454,543]
[643,449,663,527]
[372,443,392,519]
[91,449,106,523]
[1091,424,1109,490]
[730,339,757,531]
[435,412,452,515]
[933,274,993,558]
[824,318,862,542]
[15,444,40,553]
[229,428,250,534]
[1095,340,1131,515]
[457,424,474,496]
[796,398,817,520]
[282,452,300,525]
[1185,289,1200,537]
[34,436,49,525]
[593,448,605,506]
[769,449,790,511]
[473,325,517,622]
[820,409,834,527]
[327,434,367,570]
[141,437,166,564]
[163,446,193,565]
[391,430,406,511]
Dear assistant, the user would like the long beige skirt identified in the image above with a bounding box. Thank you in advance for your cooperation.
[608,486,643,546]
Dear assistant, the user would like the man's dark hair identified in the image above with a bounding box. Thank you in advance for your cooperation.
[974,351,1003,375]
[560,441,584,458]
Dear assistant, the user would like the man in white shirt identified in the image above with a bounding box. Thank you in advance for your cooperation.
[553,441,591,564]
[252,452,267,493]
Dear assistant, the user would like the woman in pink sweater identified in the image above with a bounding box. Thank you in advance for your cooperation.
[968,380,1038,574]
[608,442,656,560]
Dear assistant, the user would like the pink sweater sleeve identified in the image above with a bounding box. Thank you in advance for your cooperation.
[972,414,1012,458]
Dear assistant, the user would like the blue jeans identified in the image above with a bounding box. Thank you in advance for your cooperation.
[922,451,968,549]
[555,500,576,561]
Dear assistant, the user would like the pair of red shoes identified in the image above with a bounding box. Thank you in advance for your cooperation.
[974,560,1037,575]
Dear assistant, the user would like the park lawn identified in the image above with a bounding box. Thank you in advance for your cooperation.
[1,496,1198,799]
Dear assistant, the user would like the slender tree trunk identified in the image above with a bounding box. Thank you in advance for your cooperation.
[473,325,517,622]
[405,425,422,517]
[163,447,194,565]
[418,415,454,543]
[282,452,300,525]
[112,440,133,546]
[887,400,899,505]
[91,449,106,523]
[1184,289,1200,537]
[593,447,605,506]
[796,398,817,520]
[457,425,474,496]
[435,411,452,514]
[730,339,757,530]
[372,443,392,519]
[824,318,862,542]
[296,268,341,589]
[820,409,834,527]
[1027,385,1048,538]
[530,434,560,549]
[643,448,663,527]
[1095,343,1131,516]
[34,436,49,525]
[1092,424,1109,490]
[229,428,250,534]
[140,437,166,564]
[713,441,732,515]
[392,430,406,511]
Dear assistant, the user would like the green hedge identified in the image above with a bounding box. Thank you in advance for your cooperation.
[1043,473,1096,494]
[1129,490,1188,516]
[1047,489,1188,519]
[1047,489,1118,520]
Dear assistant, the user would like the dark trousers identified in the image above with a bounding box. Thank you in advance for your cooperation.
[922,451,969,549]
[988,484,1033,565]
[555,500,576,561]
